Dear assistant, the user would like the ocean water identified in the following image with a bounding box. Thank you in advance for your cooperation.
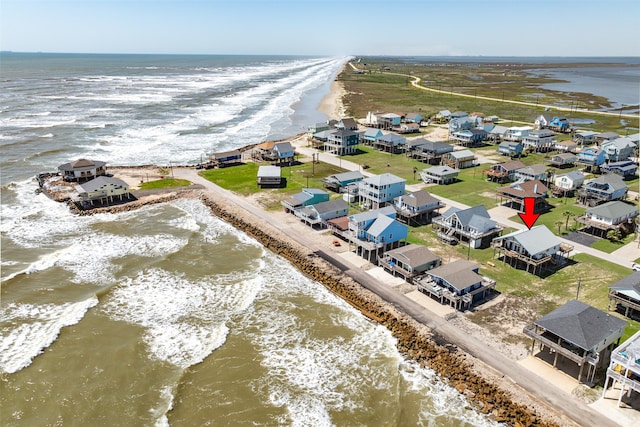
[0,54,500,426]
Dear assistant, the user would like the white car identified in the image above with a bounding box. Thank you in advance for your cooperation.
[632,263,640,272]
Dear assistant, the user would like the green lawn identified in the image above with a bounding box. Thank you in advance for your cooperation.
[138,177,191,190]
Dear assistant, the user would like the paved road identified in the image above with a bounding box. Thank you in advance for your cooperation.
[173,166,618,427]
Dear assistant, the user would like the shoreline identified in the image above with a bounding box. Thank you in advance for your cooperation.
[69,170,578,427]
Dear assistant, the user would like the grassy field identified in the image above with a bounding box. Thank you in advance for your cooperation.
[199,57,640,342]
[339,59,639,134]
[138,177,191,190]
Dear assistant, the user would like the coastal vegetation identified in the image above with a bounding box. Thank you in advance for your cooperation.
[338,58,639,135]
[138,177,191,190]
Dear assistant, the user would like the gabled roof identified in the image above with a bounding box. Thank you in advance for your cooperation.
[325,170,364,184]
[256,141,276,150]
[516,164,547,176]
[442,205,490,226]
[399,190,439,207]
[416,140,453,153]
[558,170,585,181]
[350,206,396,223]
[490,125,509,135]
[596,131,620,140]
[378,133,406,144]
[495,160,526,172]
[386,244,440,268]
[273,141,294,154]
[338,118,357,128]
[586,174,627,191]
[366,215,397,237]
[427,260,480,291]
[586,201,638,220]
[59,158,106,172]
[257,165,281,177]
[499,179,548,197]
[78,176,128,192]
[364,128,383,137]
[533,299,627,351]
[494,225,559,257]
[552,153,577,161]
[609,271,640,294]
[312,199,348,215]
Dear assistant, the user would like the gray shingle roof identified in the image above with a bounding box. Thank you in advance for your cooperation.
[78,176,128,192]
[586,201,638,220]
[386,244,440,268]
[312,199,348,215]
[494,225,559,256]
[427,260,480,291]
[534,299,627,351]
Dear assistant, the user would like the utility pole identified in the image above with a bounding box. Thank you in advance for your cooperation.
[576,277,582,300]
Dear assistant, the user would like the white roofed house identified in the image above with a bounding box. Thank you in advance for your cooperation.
[420,165,459,185]
[503,126,532,142]
[522,129,556,152]
[601,137,636,162]
[534,113,553,129]
[575,200,639,238]
[491,225,572,275]
[393,189,444,225]
[307,122,330,139]
[257,165,283,188]
[441,149,476,169]
[513,164,549,183]
[552,170,585,197]
[432,205,503,248]
[357,173,406,210]
[58,158,107,182]
[74,176,131,208]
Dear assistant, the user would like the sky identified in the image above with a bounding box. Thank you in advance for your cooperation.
[2,0,639,57]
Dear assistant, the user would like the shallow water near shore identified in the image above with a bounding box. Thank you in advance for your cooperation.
[1,54,501,426]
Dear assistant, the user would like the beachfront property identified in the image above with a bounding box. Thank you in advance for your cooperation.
[524,299,626,383]
[357,173,406,210]
[552,170,585,196]
[420,165,459,185]
[321,170,364,193]
[379,244,441,282]
[522,129,556,152]
[432,205,503,248]
[554,140,579,153]
[512,164,548,182]
[393,189,444,225]
[449,128,487,147]
[253,141,295,164]
[601,137,636,162]
[497,179,549,213]
[491,225,572,275]
[58,158,107,182]
[74,176,131,207]
[601,160,639,179]
[503,126,532,142]
[347,207,408,262]
[307,122,330,139]
[603,329,640,408]
[608,271,640,320]
[281,188,330,213]
[257,165,283,187]
[209,149,242,168]
[576,147,606,168]
[324,129,360,156]
[497,141,524,157]
[408,139,454,164]
[575,200,639,238]
[546,152,577,168]
[441,149,476,169]
[578,174,628,206]
[415,260,497,311]
[295,199,349,228]
[483,160,526,183]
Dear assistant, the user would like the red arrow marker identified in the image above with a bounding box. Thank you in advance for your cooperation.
[518,197,540,230]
